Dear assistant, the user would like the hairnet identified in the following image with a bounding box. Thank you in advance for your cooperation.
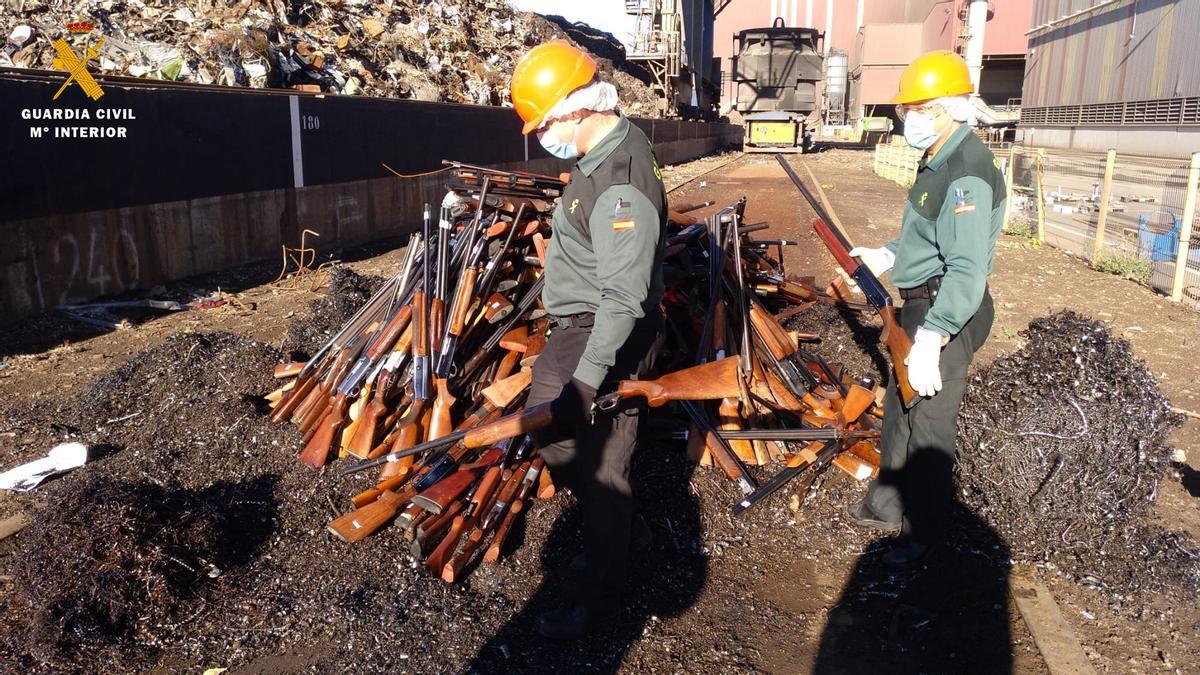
[934,95,976,124]
[540,79,619,127]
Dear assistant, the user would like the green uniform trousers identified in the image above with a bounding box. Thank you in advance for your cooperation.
[865,288,993,544]
[528,312,661,614]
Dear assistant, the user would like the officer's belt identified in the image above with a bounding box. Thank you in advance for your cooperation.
[898,276,943,301]
[549,312,596,330]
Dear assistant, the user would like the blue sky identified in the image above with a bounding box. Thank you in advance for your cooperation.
[507,0,638,46]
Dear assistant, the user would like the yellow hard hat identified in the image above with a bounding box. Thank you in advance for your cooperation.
[892,50,974,105]
[510,40,597,135]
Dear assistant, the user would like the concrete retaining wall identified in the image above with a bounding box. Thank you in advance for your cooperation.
[0,71,742,321]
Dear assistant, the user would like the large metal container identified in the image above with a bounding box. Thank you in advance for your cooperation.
[731,19,823,115]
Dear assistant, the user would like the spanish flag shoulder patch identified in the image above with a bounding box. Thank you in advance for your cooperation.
[612,219,635,231]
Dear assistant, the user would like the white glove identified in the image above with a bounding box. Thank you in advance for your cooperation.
[905,327,945,398]
[848,246,895,277]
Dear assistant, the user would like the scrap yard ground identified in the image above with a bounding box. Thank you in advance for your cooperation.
[1,149,1198,673]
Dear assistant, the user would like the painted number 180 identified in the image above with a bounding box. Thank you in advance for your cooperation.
[302,115,320,130]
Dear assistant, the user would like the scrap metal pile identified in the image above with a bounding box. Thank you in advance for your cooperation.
[957,312,1199,602]
[264,160,888,583]
[1,1,657,113]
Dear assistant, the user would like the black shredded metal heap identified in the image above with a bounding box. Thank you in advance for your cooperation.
[956,311,1198,603]
[284,267,383,357]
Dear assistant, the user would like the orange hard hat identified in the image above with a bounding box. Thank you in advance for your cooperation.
[510,40,597,135]
[892,50,974,105]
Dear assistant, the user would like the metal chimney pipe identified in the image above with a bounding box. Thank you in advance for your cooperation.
[964,0,989,94]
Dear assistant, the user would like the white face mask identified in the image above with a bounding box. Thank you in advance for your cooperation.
[903,109,941,150]
[537,119,579,159]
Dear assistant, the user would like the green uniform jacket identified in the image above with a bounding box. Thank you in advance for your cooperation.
[886,124,1005,337]
[543,115,667,389]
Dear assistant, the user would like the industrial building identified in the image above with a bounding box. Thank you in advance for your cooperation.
[1020,0,1200,157]
[712,0,1031,126]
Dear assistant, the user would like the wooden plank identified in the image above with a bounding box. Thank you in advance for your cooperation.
[0,513,32,542]
[1009,564,1096,675]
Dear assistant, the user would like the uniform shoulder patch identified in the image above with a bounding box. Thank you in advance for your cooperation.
[952,186,976,215]
[612,196,635,231]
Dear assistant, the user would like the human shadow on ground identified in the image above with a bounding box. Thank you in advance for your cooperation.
[465,443,706,674]
[1179,462,1200,498]
[815,448,1014,674]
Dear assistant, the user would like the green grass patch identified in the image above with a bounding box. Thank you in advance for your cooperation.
[1004,214,1034,239]
[1093,252,1152,284]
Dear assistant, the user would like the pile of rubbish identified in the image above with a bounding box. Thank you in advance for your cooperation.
[1,0,659,114]
[263,159,887,583]
[2,476,279,670]
[956,311,1198,602]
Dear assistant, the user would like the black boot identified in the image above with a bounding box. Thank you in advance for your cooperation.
[845,499,901,532]
[882,538,936,569]
[534,605,615,640]
[570,514,652,574]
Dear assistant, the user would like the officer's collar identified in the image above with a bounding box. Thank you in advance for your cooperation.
[576,115,631,177]
[923,123,971,172]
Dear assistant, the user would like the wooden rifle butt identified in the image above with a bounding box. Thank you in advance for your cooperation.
[296,387,334,435]
[351,474,409,509]
[442,529,486,583]
[411,468,475,514]
[270,374,317,423]
[425,514,467,574]
[498,326,529,352]
[494,349,521,382]
[484,293,513,324]
[412,500,464,558]
[686,421,709,464]
[878,308,918,406]
[265,379,295,406]
[327,488,407,543]
[832,452,876,481]
[273,361,305,379]
[483,498,524,563]
[481,369,532,409]
[428,379,456,442]
[346,400,385,459]
[537,467,556,499]
[519,319,547,368]
[299,414,336,468]
[718,397,759,465]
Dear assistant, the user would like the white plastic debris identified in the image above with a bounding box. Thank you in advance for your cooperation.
[8,25,33,47]
[0,442,89,492]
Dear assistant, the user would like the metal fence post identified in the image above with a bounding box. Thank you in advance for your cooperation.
[1035,148,1047,243]
[1170,152,1200,302]
[1091,149,1117,261]
[1003,145,1017,229]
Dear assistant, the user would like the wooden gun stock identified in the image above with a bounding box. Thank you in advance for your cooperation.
[327,487,410,543]
[412,467,476,514]
[299,392,348,468]
[520,318,547,368]
[273,361,304,378]
[426,464,502,574]
[484,459,543,563]
[484,293,513,324]
[878,309,918,406]
[412,500,464,557]
[443,465,522,582]
[605,356,742,408]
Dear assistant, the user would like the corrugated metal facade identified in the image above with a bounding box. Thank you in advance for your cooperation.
[1024,0,1200,109]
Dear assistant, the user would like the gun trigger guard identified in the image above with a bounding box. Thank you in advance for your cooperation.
[594,394,619,412]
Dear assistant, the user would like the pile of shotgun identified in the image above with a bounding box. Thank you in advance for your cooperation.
[265,157,904,583]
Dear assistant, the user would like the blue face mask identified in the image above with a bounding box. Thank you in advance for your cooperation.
[537,122,579,159]
[903,110,940,150]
